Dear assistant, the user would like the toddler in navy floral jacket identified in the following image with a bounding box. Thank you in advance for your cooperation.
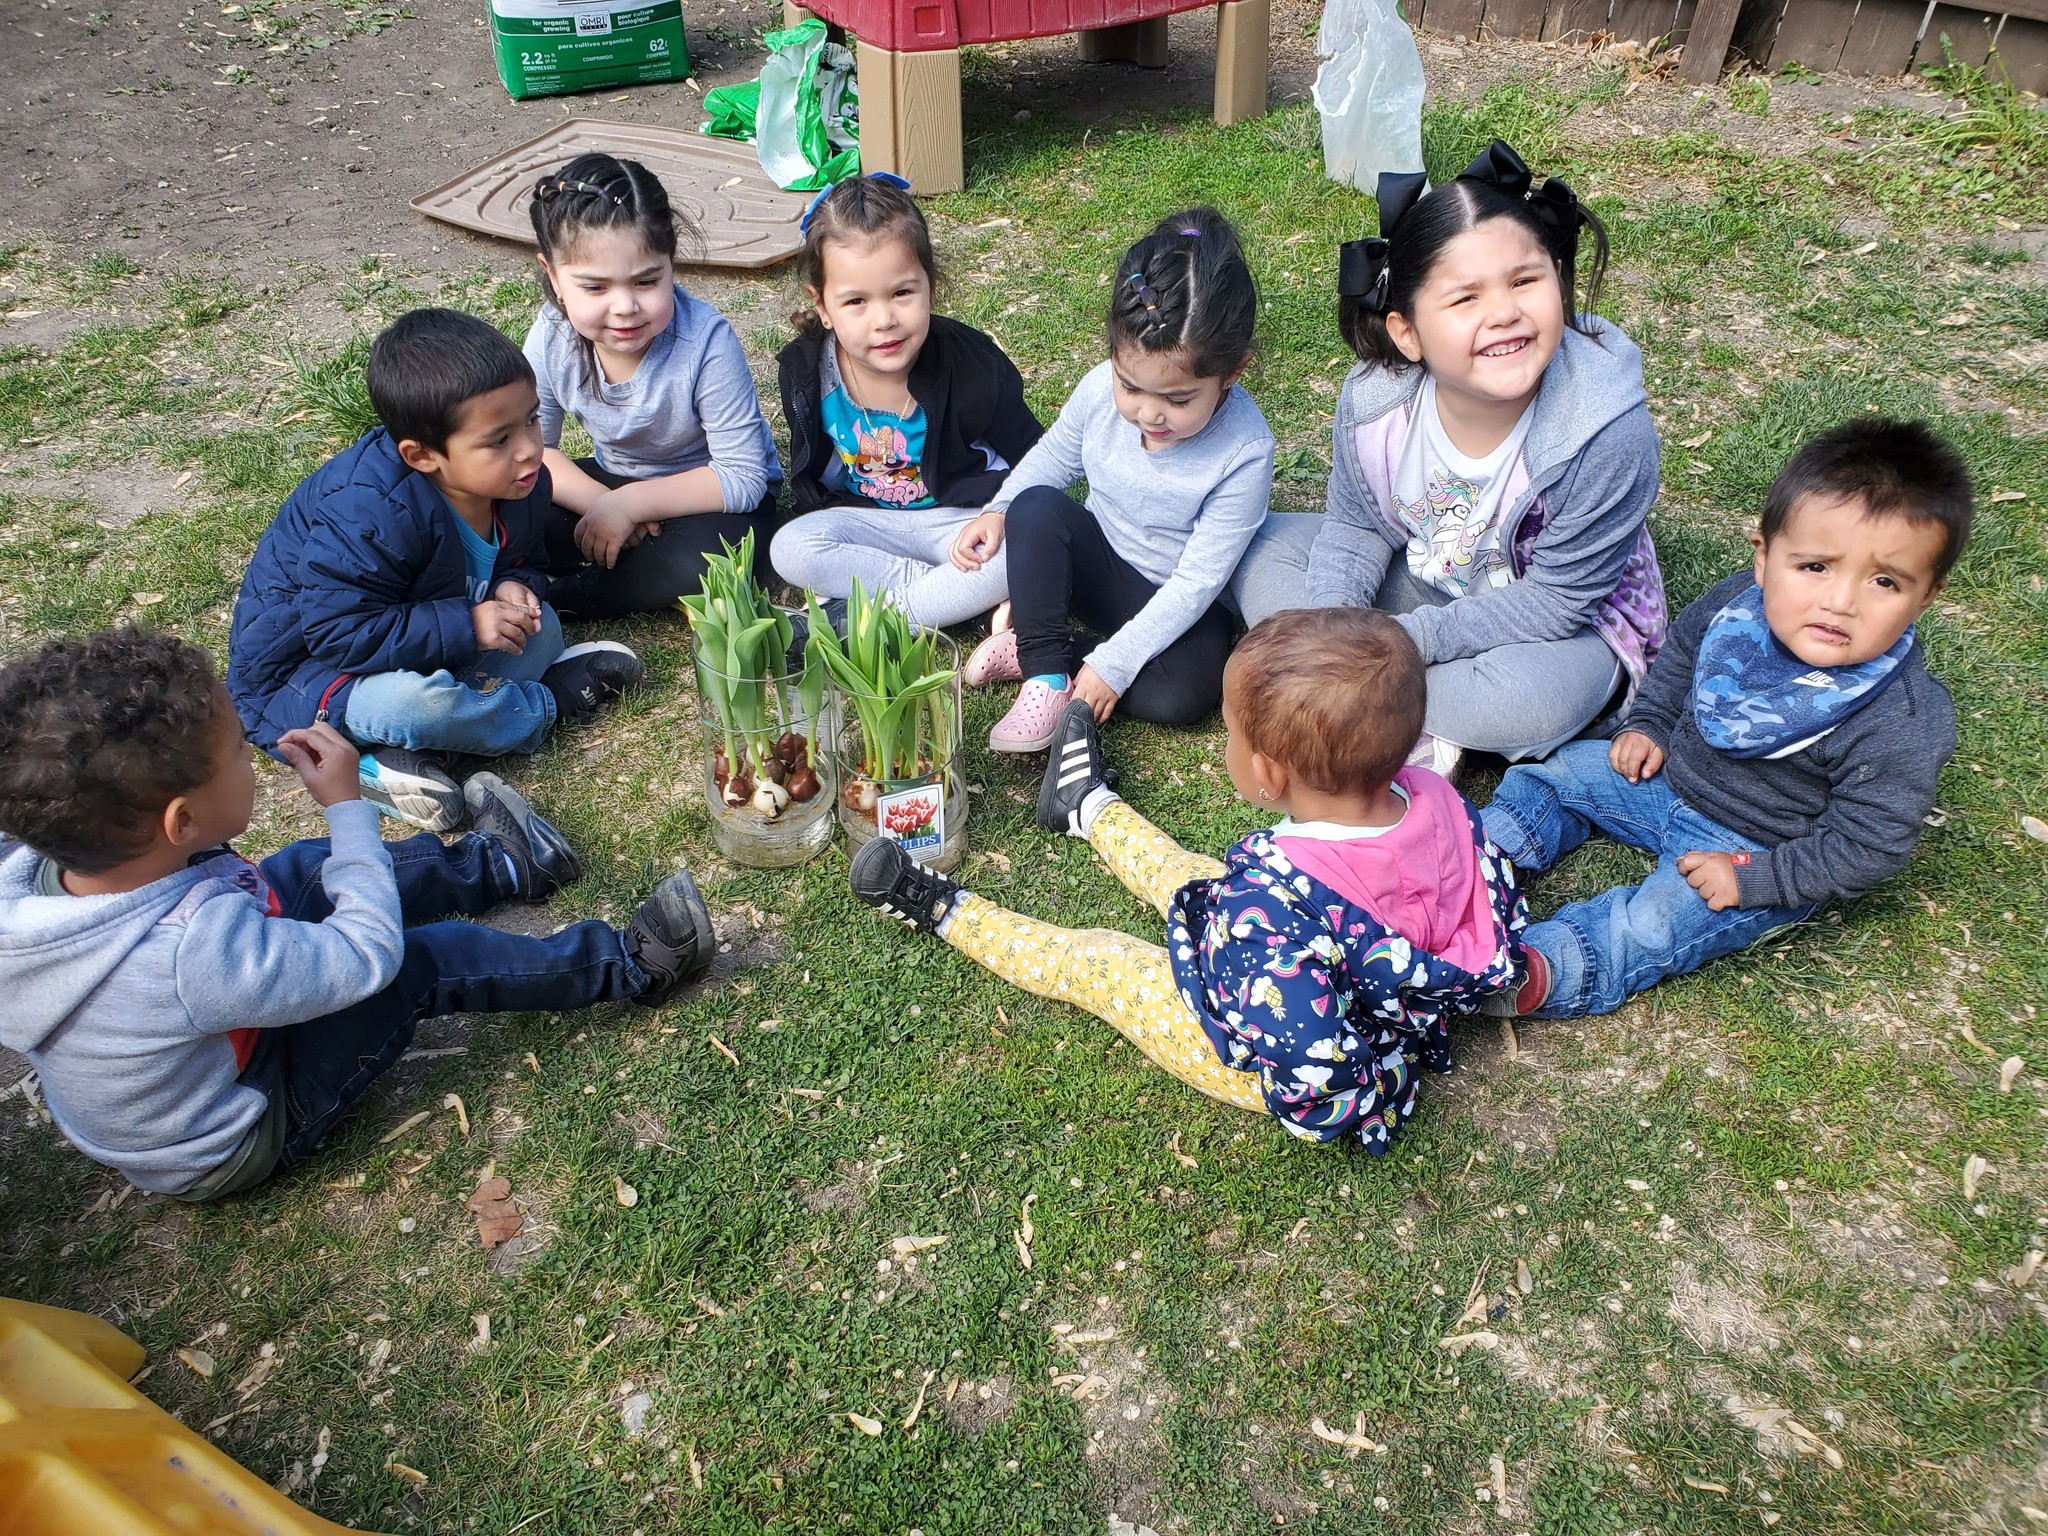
[850,607,1527,1151]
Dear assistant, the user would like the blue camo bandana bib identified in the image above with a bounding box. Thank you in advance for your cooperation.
[1692,589,1913,759]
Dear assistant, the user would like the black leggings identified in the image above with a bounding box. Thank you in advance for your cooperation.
[1004,485,1235,727]
[544,458,776,620]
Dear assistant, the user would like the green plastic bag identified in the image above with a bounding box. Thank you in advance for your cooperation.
[699,19,858,192]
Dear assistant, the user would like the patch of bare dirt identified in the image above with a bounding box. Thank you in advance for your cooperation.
[939,1372,1016,1435]
[0,461,198,529]
[796,1158,874,1215]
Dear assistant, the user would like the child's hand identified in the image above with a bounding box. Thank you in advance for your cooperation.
[493,579,542,628]
[1609,730,1665,783]
[277,723,362,807]
[472,596,535,654]
[950,510,1006,572]
[1072,664,1120,724]
[576,497,645,569]
[1676,851,1741,911]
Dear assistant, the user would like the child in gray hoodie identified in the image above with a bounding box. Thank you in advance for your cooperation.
[1231,141,1667,778]
[0,629,715,1200]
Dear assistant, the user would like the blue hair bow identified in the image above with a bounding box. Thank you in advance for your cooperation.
[799,170,913,235]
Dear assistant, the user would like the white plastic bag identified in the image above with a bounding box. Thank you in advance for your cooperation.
[1312,0,1425,193]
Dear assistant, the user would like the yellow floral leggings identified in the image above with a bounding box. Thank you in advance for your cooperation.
[942,801,1267,1113]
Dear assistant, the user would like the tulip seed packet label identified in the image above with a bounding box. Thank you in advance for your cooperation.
[876,779,945,863]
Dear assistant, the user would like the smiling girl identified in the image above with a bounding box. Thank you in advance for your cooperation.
[522,154,782,618]
[1232,141,1667,779]
[770,173,1044,629]
[961,207,1274,750]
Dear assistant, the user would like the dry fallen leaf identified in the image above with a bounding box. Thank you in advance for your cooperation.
[846,1412,884,1436]
[131,592,166,606]
[1065,1326,1116,1346]
[469,1314,491,1352]
[379,1109,431,1145]
[902,1368,935,1429]
[1516,1258,1533,1295]
[2023,815,2048,845]
[175,1347,215,1378]
[385,1461,428,1486]
[1014,1192,1037,1269]
[1168,1131,1198,1169]
[466,1175,523,1249]
[1963,1153,1992,1201]
[890,1234,948,1257]
[709,1034,740,1067]
[442,1093,468,1137]
[1438,1331,1500,1355]
[1491,1454,1510,1513]
[1682,1475,1730,1494]
[1679,430,1713,449]
[1309,1412,1384,1457]
[613,1175,639,1208]
[1989,489,2028,504]
[2000,1055,2026,1093]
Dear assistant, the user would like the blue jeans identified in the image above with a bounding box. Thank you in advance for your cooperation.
[1480,739,1816,1018]
[1230,513,1620,759]
[341,604,566,759]
[244,829,646,1175]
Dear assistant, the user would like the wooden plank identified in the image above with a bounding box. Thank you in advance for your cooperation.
[856,42,965,193]
[1610,0,1681,40]
[1482,0,1552,41]
[1764,0,1860,68]
[1835,0,1928,76]
[1542,0,1611,41]
[1729,0,1789,64]
[1922,2,1998,64]
[1679,0,1742,74]
[1988,13,2048,89]
[1423,0,1488,35]
[1213,0,1270,123]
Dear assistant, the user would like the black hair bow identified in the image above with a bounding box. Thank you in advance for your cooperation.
[1336,169,1428,313]
[1459,139,1588,260]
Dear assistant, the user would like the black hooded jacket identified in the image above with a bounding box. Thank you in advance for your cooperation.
[776,314,1044,515]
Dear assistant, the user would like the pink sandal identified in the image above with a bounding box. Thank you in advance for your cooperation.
[988,678,1074,752]
[965,628,1023,687]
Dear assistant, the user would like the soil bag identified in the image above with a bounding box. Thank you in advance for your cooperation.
[1312,0,1424,193]
[701,19,858,192]
[488,0,690,100]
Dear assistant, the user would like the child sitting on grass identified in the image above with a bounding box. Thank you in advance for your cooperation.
[230,308,644,833]
[0,629,714,1200]
[1480,418,1970,1018]
[850,609,1527,1150]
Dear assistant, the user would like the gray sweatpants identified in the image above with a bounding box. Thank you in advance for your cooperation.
[769,505,1007,629]
[1230,511,1622,761]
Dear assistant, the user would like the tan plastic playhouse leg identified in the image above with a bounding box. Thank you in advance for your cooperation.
[1078,16,1171,66]
[1213,0,1269,126]
[856,41,965,194]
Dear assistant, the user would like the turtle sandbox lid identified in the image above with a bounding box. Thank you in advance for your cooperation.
[412,120,808,270]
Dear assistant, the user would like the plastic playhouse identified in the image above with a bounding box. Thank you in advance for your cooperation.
[0,1297,377,1536]
[781,0,1271,191]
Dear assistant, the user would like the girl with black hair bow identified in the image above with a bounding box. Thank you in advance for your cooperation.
[1232,141,1668,780]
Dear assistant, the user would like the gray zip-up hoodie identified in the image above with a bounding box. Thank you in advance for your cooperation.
[1312,322,1668,699]
[0,800,403,1194]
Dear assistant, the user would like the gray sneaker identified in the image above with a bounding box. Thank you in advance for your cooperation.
[359,748,464,831]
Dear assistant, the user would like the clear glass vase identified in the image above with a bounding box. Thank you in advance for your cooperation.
[695,642,837,869]
[831,631,969,872]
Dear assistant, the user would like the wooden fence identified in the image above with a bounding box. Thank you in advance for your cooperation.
[1402,0,2048,91]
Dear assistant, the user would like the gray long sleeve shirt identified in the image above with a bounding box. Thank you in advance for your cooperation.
[1624,572,1957,910]
[990,361,1274,694]
[523,285,782,512]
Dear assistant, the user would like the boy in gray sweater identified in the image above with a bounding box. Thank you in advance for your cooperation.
[1480,419,1971,1017]
[0,629,714,1199]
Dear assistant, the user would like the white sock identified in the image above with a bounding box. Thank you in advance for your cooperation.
[1075,784,1119,838]
[935,899,959,939]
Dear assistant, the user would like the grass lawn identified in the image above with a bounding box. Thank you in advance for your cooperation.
[2,42,2046,1536]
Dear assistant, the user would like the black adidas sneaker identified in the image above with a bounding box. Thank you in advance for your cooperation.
[542,641,643,725]
[848,836,963,935]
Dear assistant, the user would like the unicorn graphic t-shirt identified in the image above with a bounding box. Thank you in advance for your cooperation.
[1388,376,1535,597]
[818,343,936,509]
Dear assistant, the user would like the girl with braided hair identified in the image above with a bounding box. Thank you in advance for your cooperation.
[522,153,782,617]
[959,207,1275,750]
[1231,140,1667,781]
